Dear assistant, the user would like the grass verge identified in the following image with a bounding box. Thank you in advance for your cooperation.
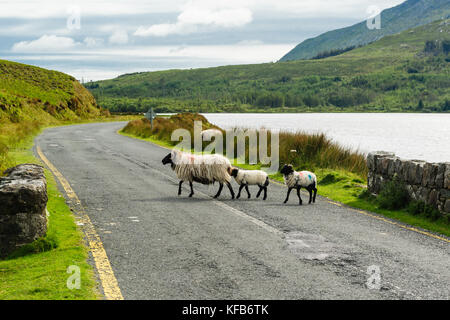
[0,132,99,299]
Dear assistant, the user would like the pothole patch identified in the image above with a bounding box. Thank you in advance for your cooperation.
[285,231,351,261]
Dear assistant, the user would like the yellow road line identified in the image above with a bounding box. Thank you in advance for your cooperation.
[36,146,124,300]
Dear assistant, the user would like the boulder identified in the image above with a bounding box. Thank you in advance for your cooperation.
[0,164,48,258]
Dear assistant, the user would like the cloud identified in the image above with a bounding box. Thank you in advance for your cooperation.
[109,30,128,44]
[134,0,253,37]
[83,37,104,47]
[11,34,79,52]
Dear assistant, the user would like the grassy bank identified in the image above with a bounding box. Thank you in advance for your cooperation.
[121,113,450,237]
[0,132,99,299]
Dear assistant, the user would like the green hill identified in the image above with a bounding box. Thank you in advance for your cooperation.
[86,19,450,114]
[0,60,104,124]
[0,60,107,173]
[280,0,450,61]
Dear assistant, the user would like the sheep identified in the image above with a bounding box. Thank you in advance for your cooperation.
[230,167,269,200]
[280,164,317,205]
[162,149,235,199]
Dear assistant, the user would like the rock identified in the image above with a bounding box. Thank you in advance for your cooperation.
[444,199,450,213]
[445,163,450,190]
[0,164,48,258]
[435,163,446,189]
[427,189,438,207]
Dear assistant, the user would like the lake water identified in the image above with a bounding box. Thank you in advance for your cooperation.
[202,113,450,163]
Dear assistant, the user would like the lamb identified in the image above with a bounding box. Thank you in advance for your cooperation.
[162,149,235,199]
[280,164,317,205]
[230,168,269,200]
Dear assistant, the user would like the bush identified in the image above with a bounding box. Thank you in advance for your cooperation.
[407,200,443,221]
[377,177,410,210]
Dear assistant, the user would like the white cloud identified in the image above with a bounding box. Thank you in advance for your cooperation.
[108,30,128,44]
[134,0,253,37]
[83,37,104,47]
[11,35,79,52]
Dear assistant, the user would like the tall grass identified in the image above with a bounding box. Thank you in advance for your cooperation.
[121,113,368,177]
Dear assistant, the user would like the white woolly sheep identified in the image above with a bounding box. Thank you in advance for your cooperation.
[230,167,269,200]
[280,164,317,205]
[162,149,235,199]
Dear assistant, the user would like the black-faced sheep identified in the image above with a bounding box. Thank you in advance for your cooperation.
[280,164,317,205]
[162,150,235,199]
[230,168,269,200]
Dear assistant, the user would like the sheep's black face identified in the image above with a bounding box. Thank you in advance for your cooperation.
[162,153,172,165]
[230,168,239,177]
[280,164,294,175]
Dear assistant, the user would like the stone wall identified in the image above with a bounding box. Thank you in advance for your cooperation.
[0,164,48,258]
[367,151,450,214]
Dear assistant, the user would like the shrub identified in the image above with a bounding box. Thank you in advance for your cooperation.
[377,176,410,210]
[407,200,443,221]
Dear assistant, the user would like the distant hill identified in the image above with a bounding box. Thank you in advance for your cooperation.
[0,60,104,125]
[280,0,450,61]
[87,19,450,114]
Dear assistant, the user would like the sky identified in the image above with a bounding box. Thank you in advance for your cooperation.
[0,0,405,81]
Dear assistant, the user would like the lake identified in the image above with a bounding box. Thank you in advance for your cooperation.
[202,113,450,163]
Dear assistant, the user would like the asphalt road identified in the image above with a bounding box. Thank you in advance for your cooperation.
[35,122,450,300]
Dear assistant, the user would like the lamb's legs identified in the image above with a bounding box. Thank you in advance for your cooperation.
[226,181,235,199]
[214,182,224,198]
[178,180,183,196]
[297,187,303,205]
[313,187,317,203]
[284,187,293,203]
[245,185,251,198]
[188,181,194,198]
[263,186,267,200]
[237,184,245,199]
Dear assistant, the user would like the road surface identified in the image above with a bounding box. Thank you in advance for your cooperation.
[35,122,450,299]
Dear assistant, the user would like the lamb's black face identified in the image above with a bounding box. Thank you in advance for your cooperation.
[280,164,294,175]
[230,168,239,177]
[162,153,172,165]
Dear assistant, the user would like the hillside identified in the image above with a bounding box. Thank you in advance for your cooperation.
[0,60,106,173]
[86,19,450,114]
[280,0,450,61]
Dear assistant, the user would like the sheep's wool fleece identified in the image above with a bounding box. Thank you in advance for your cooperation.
[284,171,316,188]
[234,170,268,186]
[171,150,231,183]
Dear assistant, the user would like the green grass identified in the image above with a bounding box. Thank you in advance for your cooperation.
[119,117,450,238]
[0,135,99,300]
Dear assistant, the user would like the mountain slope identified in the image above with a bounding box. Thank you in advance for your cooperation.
[280,0,450,61]
[86,19,450,114]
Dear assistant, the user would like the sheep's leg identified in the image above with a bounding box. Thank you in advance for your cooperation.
[237,184,245,199]
[256,186,263,198]
[226,181,235,199]
[245,184,251,198]
[178,181,183,196]
[214,182,224,198]
[313,187,317,203]
[188,181,194,198]
[263,186,267,200]
[307,186,313,204]
[296,187,303,205]
[284,187,293,203]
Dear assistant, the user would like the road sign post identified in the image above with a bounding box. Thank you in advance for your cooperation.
[145,108,155,129]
